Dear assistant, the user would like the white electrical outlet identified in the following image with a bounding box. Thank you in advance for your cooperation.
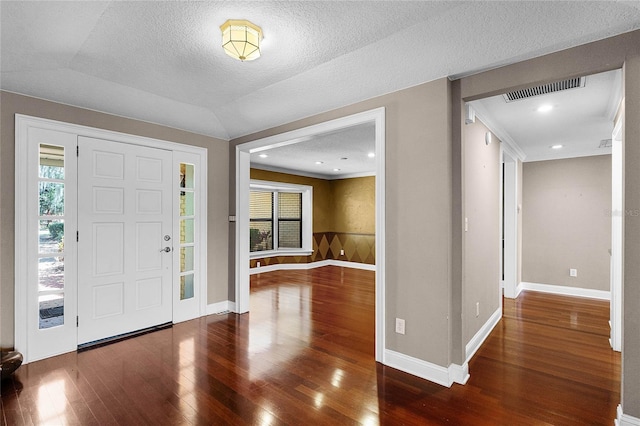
[395,318,406,335]
[476,302,480,317]
[570,268,577,277]
[340,249,345,256]
[256,261,260,268]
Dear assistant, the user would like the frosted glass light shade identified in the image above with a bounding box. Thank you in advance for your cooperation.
[220,19,262,61]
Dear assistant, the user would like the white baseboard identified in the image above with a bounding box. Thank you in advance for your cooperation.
[617,405,640,426]
[384,349,468,387]
[519,282,610,301]
[465,306,501,363]
[515,282,524,298]
[206,300,235,315]
[250,259,375,275]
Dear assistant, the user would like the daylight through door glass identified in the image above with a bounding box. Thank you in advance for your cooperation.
[38,144,66,329]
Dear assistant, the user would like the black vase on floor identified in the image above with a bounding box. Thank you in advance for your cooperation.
[1,351,23,380]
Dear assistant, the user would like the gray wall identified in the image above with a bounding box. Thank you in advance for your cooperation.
[463,119,501,345]
[522,156,612,290]
[231,79,455,367]
[0,91,230,349]
[459,29,640,419]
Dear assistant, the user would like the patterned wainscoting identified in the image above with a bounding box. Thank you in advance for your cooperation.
[250,232,375,268]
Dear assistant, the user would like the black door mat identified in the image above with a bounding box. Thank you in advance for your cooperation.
[39,306,63,319]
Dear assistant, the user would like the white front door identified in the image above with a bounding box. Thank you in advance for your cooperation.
[77,137,173,345]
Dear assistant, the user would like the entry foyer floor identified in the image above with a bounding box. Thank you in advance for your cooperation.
[1,266,620,424]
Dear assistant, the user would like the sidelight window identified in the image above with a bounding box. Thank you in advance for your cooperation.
[37,144,66,329]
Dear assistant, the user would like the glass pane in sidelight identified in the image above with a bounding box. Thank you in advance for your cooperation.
[180,246,194,273]
[180,219,194,244]
[39,144,64,179]
[180,163,194,189]
[180,191,194,216]
[180,274,194,300]
[39,220,64,253]
[39,293,64,329]
[39,182,64,216]
[38,257,64,292]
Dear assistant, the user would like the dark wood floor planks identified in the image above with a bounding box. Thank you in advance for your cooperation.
[1,266,620,425]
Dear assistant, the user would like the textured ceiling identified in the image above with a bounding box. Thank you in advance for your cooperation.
[472,69,621,162]
[2,1,640,141]
[250,122,376,179]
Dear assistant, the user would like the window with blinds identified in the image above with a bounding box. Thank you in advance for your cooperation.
[250,190,303,252]
[250,191,274,252]
[278,192,302,248]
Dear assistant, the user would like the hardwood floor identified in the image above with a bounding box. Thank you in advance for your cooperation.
[1,266,620,425]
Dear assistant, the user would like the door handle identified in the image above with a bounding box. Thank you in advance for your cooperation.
[160,247,172,253]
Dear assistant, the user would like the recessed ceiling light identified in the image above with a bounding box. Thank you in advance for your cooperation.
[333,168,341,172]
[537,104,553,113]
[259,153,268,158]
[340,157,348,160]
[368,152,375,158]
[551,144,563,149]
[315,161,323,165]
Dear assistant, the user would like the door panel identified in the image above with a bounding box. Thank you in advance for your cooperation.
[26,128,78,362]
[78,137,172,345]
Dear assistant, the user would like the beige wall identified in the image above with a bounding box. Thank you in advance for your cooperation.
[463,119,501,345]
[622,53,640,419]
[233,79,454,367]
[0,91,230,349]
[459,29,640,418]
[522,156,612,290]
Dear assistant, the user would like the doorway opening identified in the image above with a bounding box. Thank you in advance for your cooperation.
[235,108,386,361]
[469,68,623,351]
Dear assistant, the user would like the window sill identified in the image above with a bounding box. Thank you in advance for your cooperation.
[250,249,313,259]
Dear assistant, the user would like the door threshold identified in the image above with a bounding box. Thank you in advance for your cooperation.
[77,322,173,352]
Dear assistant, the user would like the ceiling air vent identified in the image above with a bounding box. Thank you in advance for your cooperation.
[503,77,585,102]
[599,139,612,148]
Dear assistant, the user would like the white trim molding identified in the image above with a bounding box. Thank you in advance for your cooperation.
[519,282,610,300]
[207,300,236,315]
[249,259,375,275]
[617,405,640,426]
[465,307,502,363]
[384,349,469,387]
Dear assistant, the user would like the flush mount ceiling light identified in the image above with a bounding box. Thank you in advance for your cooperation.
[220,19,262,61]
[258,153,268,158]
[368,152,375,158]
[551,144,563,149]
[537,104,553,113]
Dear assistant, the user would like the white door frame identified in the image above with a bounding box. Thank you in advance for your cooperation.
[235,107,386,362]
[610,117,623,352]
[15,114,207,363]
[501,148,519,299]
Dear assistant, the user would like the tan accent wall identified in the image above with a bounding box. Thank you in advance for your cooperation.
[522,156,612,291]
[233,79,454,367]
[463,119,501,344]
[249,169,375,266]
[332,176,375,234]
[0,91,230,349]
[250,169,334,233]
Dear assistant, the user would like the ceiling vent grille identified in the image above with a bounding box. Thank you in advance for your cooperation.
[503,77,585,102]
[599,139,612,148]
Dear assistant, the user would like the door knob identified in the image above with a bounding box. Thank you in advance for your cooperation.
[160,247,172,253]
